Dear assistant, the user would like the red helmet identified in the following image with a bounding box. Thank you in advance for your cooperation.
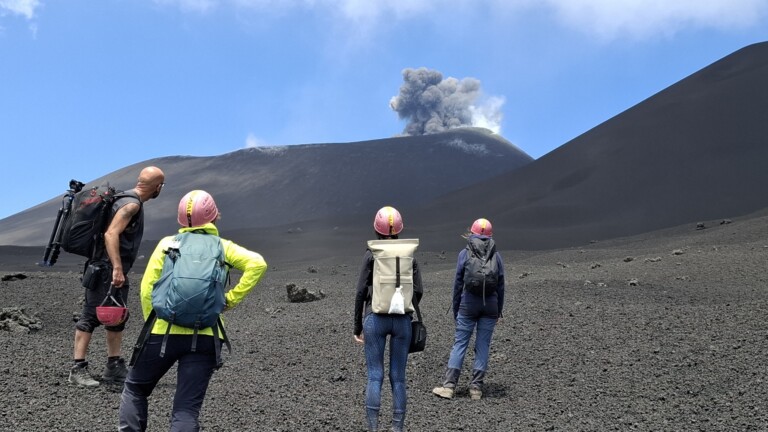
[178,190,219,227]
[96,305,130,327]
[373,206,403,236]
[470,218,493,236]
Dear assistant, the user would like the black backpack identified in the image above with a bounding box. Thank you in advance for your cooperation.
[60,184,137,258]
[462,236,499,299]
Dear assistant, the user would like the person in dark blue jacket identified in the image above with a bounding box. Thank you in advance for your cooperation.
[433,218,505,400]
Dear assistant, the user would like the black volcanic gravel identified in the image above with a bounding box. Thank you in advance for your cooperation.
[1,215,767,431]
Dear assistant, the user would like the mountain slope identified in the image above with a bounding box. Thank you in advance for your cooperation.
[0,128,531,247]
[411,42,768,250]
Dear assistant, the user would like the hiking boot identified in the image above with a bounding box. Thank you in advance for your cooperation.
[469,387,483,400]
[69,364,99,387]
[366,408,379,432]
[392,411,405,432]
[102,358,128,383]
[432,386,455,399]
[469,369,485,400]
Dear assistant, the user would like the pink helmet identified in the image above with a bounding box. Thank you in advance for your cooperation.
[373,206,403,236]
[470,218,493,236]
[178,190,219,227]
[96,305,130,327]
[96,290,129,326]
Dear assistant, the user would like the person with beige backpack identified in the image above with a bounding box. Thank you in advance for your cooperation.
[353,206,424,432]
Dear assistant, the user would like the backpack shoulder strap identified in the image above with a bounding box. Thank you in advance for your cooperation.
[395,255,401,287]
[129,309,157,367]
[113,190,143,212]
[485,242,497,263]
[213,316,232,369]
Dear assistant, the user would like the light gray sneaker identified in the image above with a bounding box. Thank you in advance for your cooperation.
[469,387,483,400]
[69,364,99,387]
[432,386,455,399]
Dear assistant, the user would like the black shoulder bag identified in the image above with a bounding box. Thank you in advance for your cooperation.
[409,302,427,353]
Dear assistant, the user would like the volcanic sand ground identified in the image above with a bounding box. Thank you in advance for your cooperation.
[1,214,767,431]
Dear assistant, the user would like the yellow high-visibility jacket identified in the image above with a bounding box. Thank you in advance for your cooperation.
[140,223,267,335]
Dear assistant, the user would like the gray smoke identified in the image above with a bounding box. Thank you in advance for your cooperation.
[389,67,503,136]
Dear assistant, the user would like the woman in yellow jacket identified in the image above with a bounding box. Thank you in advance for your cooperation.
[118,190,267,432]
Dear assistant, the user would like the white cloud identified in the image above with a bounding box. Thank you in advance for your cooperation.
[155,0,767,41]
[153,0,218,13]
[540,0,768,40]
[0,0,41,19]
[245,132,267,148]
[470,95,505,135]
[332,0,435,23]
[230,0,435,20]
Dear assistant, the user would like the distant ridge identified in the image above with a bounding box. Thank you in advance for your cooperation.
[4,42,768,259]
[412,42,768,250]
[0,128,531,247]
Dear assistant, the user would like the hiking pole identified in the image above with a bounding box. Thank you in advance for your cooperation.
[41,179,84,267]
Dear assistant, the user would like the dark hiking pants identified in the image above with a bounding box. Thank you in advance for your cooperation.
[118,334,217,432]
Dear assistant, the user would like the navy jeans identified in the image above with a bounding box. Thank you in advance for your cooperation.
[447,312,497,373]
[118,334,217,432]
[363,313,412,421]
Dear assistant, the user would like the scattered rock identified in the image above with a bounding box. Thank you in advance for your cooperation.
[623,257,634,262]
[597,282,607,287]
[556,262,569,268]
[307,266,318,273]
[628,279,639,286]
[519,272,531,279]
[672,249,685,256]
[645,257,662,263]
[286,283,326,303]
[329,374,346,383]
[0,307,42,333]
[264,306,283,316]
[696,222,706,230]
[676,276,691,281]
[720,219,732,225]
[590,263,601,269]
[1,273,27,282]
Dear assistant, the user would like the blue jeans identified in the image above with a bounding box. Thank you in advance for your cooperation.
[447,312,497,373]
[363,313,412,419]
[118,335,218,432]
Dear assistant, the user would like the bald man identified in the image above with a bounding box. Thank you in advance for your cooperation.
[69,166,166,387]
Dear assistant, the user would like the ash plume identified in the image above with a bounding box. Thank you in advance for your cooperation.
[389,67,504,136]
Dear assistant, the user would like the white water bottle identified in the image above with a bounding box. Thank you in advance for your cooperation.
[389,286,405,314]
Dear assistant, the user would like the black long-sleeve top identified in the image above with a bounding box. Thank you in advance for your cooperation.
[353,249,424,336]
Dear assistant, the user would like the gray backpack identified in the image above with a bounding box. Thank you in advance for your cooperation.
[462,236,499,299]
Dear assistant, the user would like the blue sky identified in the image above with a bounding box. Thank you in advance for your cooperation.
[1,0,767,220]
